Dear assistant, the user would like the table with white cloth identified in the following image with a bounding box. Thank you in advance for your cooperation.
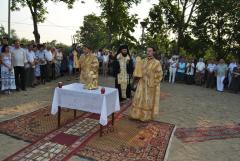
[51,83,120,136]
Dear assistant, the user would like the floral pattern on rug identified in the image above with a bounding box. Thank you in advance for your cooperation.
[3,114,100,161]
[0,106,85,142]
[77,115,175,161]
[0,100,132,142]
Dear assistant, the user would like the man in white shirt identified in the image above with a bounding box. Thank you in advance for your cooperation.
[102,51,109,78]
[36,44,47,84]
[26,44,36,87]
[168,57,177,84]
[215,59,228,92]
[45,46,53,81]
[97,49,103,66]
[11,40,28,91]
[51,47,58,80]
[56,48,63,77]
[228,60,237,87]
[206,59,216,88]
[195,58,206,85]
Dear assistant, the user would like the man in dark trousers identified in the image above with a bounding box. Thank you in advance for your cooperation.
[11,40,27,91]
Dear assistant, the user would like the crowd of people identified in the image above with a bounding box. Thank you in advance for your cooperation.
[0,37,78,95]
[0,37,128,95]
[162,56,240,93]
[1,36,239,95]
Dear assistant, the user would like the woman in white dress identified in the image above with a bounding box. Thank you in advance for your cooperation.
[1,45,16,94]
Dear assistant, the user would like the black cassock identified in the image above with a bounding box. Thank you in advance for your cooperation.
[229,67,240,93]
[113,55,134,101]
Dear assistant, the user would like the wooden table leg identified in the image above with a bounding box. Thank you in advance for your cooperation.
[58,106,61,128]
[57,82,63,128]
[99,113,115,137]
[100,125,103,137]
[74,110,77,119]
[112,113,115,126]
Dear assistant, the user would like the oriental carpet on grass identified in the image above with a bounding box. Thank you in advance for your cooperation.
[175,124,240,143]
[0,100,175,161]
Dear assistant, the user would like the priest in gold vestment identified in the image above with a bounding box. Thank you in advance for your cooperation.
[130,47,163,121]
[73,47,79,72]
[79,46,99,89]
[113,45,134,101]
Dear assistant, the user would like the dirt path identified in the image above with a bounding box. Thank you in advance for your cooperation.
[0,77,239,161]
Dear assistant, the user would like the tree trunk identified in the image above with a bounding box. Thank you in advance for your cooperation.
[27,0,40,44]
[176,26,184,55]
[107,27,112,49]
[32,14,40,44]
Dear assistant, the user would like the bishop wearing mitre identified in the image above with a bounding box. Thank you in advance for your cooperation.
[79,45,99,89]
[130,47,163,121]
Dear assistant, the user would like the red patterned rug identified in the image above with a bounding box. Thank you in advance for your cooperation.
[2,101,131,161]
[175,124,240,143]
[0,100,131,142]
[77,115,175,161]
[1,100,175,161]
[0,106,86,142]
[3,113,100,161]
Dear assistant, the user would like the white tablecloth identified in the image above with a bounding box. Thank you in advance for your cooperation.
[51,83,120,125]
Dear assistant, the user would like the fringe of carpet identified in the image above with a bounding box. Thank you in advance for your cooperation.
[164,126,176,161]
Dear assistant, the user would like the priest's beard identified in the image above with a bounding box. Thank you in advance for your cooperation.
[122,52,128,57]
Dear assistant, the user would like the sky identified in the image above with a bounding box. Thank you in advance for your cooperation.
[0,0,159,45]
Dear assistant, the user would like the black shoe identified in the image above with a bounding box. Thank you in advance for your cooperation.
[16,88,20,92]
[22,88,27,91]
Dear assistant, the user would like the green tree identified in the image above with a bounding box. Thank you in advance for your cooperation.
[0,25,7,38]
[11,0,77,43]
[192,0,240,59]
[19,37,32,45]
[75,14,108,51]
[147,0,199,53]
[0,25,19,44]
[10,29,19,40]
[143,33,170,56]
[96,0,140,49]
[46,40,57,46]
